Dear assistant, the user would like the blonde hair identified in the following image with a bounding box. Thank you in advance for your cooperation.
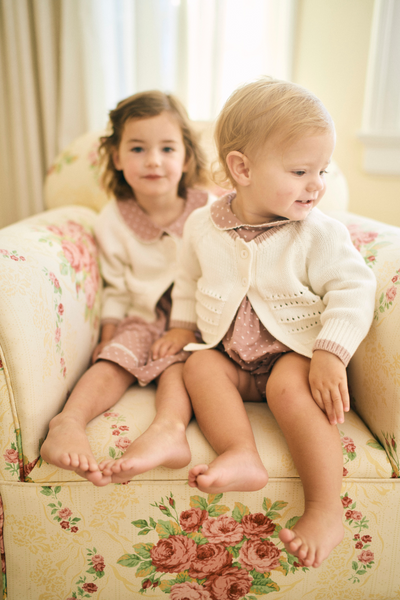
[213,77,334,188]
[100,90,208,199]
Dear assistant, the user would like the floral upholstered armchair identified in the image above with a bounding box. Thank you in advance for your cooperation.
[0,125,399,600]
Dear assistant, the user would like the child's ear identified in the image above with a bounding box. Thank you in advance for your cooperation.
[226,151,251,186]
[112,149,122,171]
[182,153,191,174]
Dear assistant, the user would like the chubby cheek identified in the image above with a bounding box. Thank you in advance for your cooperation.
[275,185,298,201]
[168,162,186,183]
[317,183,327,201]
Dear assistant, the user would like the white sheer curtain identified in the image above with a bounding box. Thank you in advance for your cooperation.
[0,0,296,229]
[358,0,400,175]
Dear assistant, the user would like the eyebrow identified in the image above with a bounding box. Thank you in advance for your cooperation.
[126,138,180,144]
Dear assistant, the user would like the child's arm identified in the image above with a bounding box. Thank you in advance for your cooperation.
[308,349,350,425]
[151,328,197,359]
[94,202,132,323]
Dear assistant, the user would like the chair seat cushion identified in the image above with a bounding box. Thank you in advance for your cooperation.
[29,384,392,484]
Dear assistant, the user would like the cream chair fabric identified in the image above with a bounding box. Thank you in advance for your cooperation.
[0,127,399,599]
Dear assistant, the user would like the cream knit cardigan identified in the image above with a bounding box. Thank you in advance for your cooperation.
[170,205,377,365]
[95,199,184,324]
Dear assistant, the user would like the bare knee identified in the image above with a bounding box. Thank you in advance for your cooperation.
[184,350,239,387]
[184,350,219,384]
[94,359,135,388]
[266,353,311,411]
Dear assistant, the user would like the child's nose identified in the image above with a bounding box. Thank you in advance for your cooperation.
[306,175,324,195]
[146,149,162,166]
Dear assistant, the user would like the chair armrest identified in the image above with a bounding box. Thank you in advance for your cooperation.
[0,205,102,476]
[330,210,400,477]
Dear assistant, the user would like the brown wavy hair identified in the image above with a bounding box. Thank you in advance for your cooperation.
[213,77,335,189]
[99,91,208,200]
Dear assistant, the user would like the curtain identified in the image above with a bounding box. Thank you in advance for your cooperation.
[358,0,400,175]
[0,0,296,229]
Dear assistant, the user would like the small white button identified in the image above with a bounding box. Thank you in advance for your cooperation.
[240,249,248,259]
[241,277,248,287]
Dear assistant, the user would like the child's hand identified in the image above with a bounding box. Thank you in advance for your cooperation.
[91,322,118,364]
[152,328,197,360]
[309,350,350,425]
[92,340,110,364]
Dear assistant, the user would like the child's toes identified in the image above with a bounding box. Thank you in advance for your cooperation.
[279,528,299,550]
[298,543,310,562]
[98,460,114,475]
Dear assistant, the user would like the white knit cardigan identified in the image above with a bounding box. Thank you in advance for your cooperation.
[170,205,377,365]
[94,196,207,324]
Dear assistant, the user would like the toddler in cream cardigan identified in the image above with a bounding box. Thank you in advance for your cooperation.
[153,78,376,569]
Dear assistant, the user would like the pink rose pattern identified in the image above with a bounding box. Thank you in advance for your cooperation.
[103,411,132,459]
[43,268,67,378]
[346,223,400,321]
[0,249,26,262]
[341,431,356,476]
[3,439,22,479]
[170,581,212,600]
[118,493,305,596]
[46,150,78,175]
[374,268,400,321]
[40,486,80,534]
[347,224,379,256]
[87,140,105,187]
[38,489,106,595]
[382,431,399,478]
[67,547,105,598]
[40,219,100,315]
[341,492,375,583]
[36,219,100,378]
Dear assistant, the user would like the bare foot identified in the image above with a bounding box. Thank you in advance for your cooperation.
[279,503,344,568]
[41,414,99,474]
[188,448,268,494]
[75,467,113,487]
[98,422,192,484]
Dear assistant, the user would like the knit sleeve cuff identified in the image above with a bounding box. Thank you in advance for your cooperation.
[169,320,198,332]
[312,339,351,367]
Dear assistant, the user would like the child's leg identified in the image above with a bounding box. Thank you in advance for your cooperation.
[98,362,193,483]
[266,352,344,568]
[40,360,135,484]
[184,350,268,494]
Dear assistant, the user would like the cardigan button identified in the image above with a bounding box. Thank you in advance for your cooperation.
[241,277,248,287]
[240,249,249,259]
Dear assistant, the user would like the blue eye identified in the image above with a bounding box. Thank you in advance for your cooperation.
[162,147,174,153]
[293,171,305,176]
[131,146,143,153]
[320,170,328,175]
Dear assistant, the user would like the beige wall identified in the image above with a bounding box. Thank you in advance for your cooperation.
[293,0,400,226]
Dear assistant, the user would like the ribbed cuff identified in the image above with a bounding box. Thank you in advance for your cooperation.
[318,318,364,361]
[312,339,351,367]
[169,320,198,331]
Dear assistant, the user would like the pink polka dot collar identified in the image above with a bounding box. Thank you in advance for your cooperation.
[210,193,291,231]
[117,188,208,241]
